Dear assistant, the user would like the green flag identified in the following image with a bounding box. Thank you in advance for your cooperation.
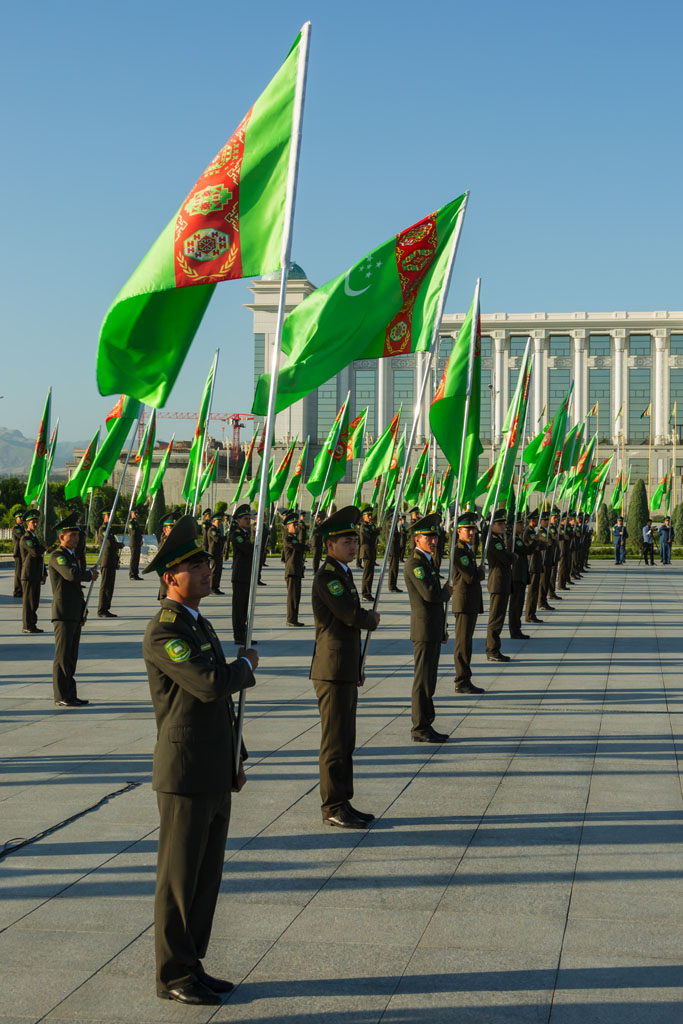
[24,389,51,507]
[306,398,348,498]
[65,428,100,502]
[268,437,298,505]
[383,429,406,510]
[232,428,259,506]
[182,353,217,503]
[149,434,174,499]
[97,28,306,407]
[286,436,309,508]
[524,385,573,491]
[610,472,623,511]
[481,345,532,517]
[403,441,430,506]
[356,409,401,489]
[247,456,272,504]
[253,195,468,415]
[134,410,156,506]
[429,283,482,508]
[197,449,219,500]
[561,423,584,473]
[82,396,141,495]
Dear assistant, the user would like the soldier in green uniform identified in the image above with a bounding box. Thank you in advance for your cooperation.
[12,510,25,598]
[451,510,485,694]
[283,510,306,626]
[485,508,514,662]
[142,516,257,1006]
[311,511,325,573]
[230,504,254,645]
[298,511,308,551]
[508,516,534,639]
[387,514,403,592]
[207,513,225,595]
[548,508,562,600]
[20,509,46,633]
[404,513,452,742]
[156,513,178,602]
[311,506,380,828]
[97,510,123,617]
[524,510,545,624]
[49,512,99,707]
[537,510,555,611]
[359,504,378,601]
[128,507,144,580]
[201,508,212,551]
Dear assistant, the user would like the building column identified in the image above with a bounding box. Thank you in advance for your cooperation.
[377,358,388,432]
[532,333,547,425]
[493,334,505,445]
[654,330,668,444]
[612,332,626,444]
[572,331,587,425]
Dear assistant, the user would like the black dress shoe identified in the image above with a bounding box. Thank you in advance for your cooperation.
[412,727,448,743]
[56,699,82,708]
[538,604,554,611]
[197,971,235,994]
[510,632,530,639]
[23,628,44,634]
[455,681,485,694]
[487,653,510,662]
[98,611,117,618]
[211,589,225,596]
[286,620,305,627]
[526,615,544,624]
[347,803,375,822]
[158,980,221,1005]
[73,697,90,705]
[323,807,368,829]
[389,587,403,593]
[258,580,267,586]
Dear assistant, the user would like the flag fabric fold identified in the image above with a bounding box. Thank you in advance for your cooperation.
[286,435,309,507]
[268,438,298,505]
[149,435,175,499]
[82,396,141,495]
[24,389,51,506]
[65,429,101,502]
[134,410,157,506]
[182,354,217,503]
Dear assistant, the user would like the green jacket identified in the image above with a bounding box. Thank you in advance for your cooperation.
[451,540,483,615]
[230,525,253,584]
[404,549,448,642]
[49,546,94,622]
[310,557,377,683]
[283,532,305,577]
[97,525,123,568]
[486,534,514,595]
[20,530,45,581]
[143,599,255,794]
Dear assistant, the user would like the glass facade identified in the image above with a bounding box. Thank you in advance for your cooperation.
[629,334,651,355]
[480,368,492,443]
[548,369,571,419]
[628,368,651,442]
[670,368,683,437]
[589,334,610,356]
[480,335,492,358]
[509,336,528,358]
[628,458,648,482]
[317,381,338,442]
[670,334,683,355]
[588,369,611,441]
[354,367,376,439]
[393,368,414,440]
[549,335,571,357]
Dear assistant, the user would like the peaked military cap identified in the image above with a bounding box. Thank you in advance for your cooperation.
[539,509,550,520]
[14,510,25,519]
[282,510,298,526]
[203,508,212,516]
[144,515,206,576]
[24,509,40,522]
[360,503,373,514]
[527,508,539,520]
[321,505,360,540]
[457,510,478,527]
[411,513,441,535]
[408,506,420,516]
[162,513,178,527]
[211,511,224,520]
[234,503,251,518]
[492,508,507,524]
[551,506,560,515]
[56,511,81,532]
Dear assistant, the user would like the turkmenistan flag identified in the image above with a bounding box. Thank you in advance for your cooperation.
[641,403,652,418]
[197,450,219,500]
[65,428,100,501]
[429,282,482,508]
[134,410,156,506]
[286,435,309,507]
[525,384,573,490]
[306,398,348,498]
[232,427,259,506]
[404,441,430,506]
[247,456,272,504]
[82,396,141,495]
[561,423,584,472]
[665,469,673,513]
[149,435,174,499]
[253,194,468,415]
[356,409,401,491]
[423,472,435,512]
[481,344,532,518]
[24,389,51,506]
[610,472,623,511]
[651,472,667,510]
[475,462,496,499]
[97,27,307,407]
[346,409,367,462]
[383,429,406,510]
[182,353,217,503]
[268,437,298,505]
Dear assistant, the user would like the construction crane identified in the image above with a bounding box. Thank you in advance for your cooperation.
[136,410,254,449]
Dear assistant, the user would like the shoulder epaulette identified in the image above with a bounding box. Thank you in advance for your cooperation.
[324,563,335,572]
[159,608,177,624]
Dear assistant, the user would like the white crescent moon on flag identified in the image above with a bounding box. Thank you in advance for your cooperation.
[344,270,370,297]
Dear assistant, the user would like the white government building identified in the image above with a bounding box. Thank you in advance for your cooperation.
[248,264,683,504]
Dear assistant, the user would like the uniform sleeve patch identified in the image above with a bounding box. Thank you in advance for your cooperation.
[495,542,503,550]
[461,555,469,565]
[159,609,177,624]
[56,555,67,565]
[164,638,191,662]
[413,566,425,579]
[26,539,34,548]
[327,579,344,596]
[236,535,244,543]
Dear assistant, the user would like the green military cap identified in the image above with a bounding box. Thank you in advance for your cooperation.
[161,513,178,527]
[234,503,251,518]
[211,511,224,520]
[408,506,420,516]
[457,510,478,527]
[360,502,373,514]
[527,508,539,521]
[24,509,40,522]
[492,508,507,524]
[203,508,212,516]
[539,509,550,520]
[143,515,206,577]
[551,506,560,515]
[282,510,298,526]
[14,510,25,519]
[411,513,441,535]
[55,511,81,531]
[321,505,361,540]
[568,509,576,516]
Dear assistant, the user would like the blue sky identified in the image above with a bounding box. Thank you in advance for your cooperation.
[2,0,682,444]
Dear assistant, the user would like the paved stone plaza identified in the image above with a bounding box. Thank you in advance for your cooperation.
[1,558,682,1023]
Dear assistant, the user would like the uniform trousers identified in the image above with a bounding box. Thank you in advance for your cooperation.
[312,550,322,574]
[361,558,374,599]
[232,581,249,643]
[453,612,478,685]
[525,573,541,620]
[540,561,553,606]
[98,566,116,614]
[411,641,441,731]
[557,556,569,589]
[286,575,302,623]
[486,592,509,656]
[508,581,527,635]
[388,554,399,591]
[312,678,357,816]
[22,580,41,630]
[210,559,223,592]
[52,620,81,702]
[155,790,231,992]
[129,544,142,578]
[13,556,22,597]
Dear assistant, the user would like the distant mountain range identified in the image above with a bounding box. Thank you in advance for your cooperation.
[0,427,87,477]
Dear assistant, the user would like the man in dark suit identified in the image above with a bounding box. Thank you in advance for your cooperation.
[49,512,99,707]
[485,508,514,663]
[404,513,452,742]
[451,510,485,694]
[143,516,257,1006]
[311,506,380,828]
[20,509,46,633]
[97,510,123,617]
[128,507,144,580]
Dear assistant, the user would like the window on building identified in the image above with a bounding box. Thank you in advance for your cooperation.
[354,368,376,439]
[509,336,528,358]
[549,335,571,357]
[436,337,453,378]
[480,368,492,443]
[629,334,651,356]
[548,369,571,420]
[588,369,611,442]
[317,381,338,443]
[480,335,492,357]
[628,458,648,484]
[589,334,611,357]
[670,369,683,438]
[393,368,414,440]
[628,368,651,442]
[670,335,683,355]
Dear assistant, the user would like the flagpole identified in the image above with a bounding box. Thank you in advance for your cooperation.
[83,411,142,617]
[85,488,95,535]
[237,20,311,769]
[446,272,480,587]
[648,406,652,500]
[293,435,309,510]
[123,405,147,536]
[40,388,52,531]
[595,400,599,464]
[674,404,677,507]
[191,351,219,516]
[509,360,534,552]
[145,492,156,533]
[353,417,368,504]
[359,192,470,670]
[311,393,350,523]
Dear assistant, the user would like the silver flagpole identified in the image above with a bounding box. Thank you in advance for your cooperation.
[311,393,350,523]
[122,406,147,536]
[509,347,533,552]
[237,21,311,769]
[191,350,219,517]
